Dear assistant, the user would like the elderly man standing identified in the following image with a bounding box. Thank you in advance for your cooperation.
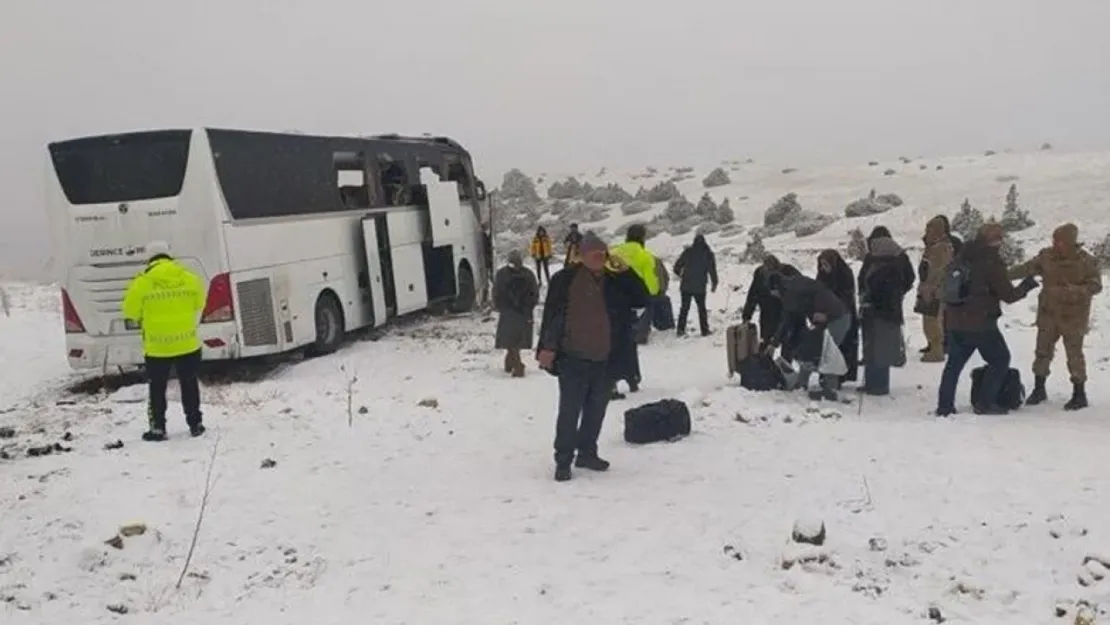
[121,241,207,441]
[1008,223,1103,410]
[536,231,650,482]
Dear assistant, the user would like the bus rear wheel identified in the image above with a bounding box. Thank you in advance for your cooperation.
[450,264,476,313]
[307,292,344,356]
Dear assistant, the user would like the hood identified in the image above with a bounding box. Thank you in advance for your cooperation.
[817,249,846,274]
[924,216,948,245]
[868,236,902,258]
[692,234,708,249]
[145,259,190,289]
[867,226,892,243]
[1053,223,1079,250]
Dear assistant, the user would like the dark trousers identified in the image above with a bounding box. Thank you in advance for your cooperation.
[936,323,1011,412]
[677,291,709,335]
[554,356,611,464]
[146,349,203,431]
[535,258,551,285]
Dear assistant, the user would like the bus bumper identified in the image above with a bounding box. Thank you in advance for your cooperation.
[65,325,240,370]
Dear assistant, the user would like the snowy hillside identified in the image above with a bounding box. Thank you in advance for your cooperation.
[4,149,1110,624]
[493,149,1110,271]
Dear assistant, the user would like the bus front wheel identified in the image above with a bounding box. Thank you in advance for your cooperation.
[307,292,344,356]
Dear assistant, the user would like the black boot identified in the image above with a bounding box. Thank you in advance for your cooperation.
[1064,381,1088,411]
[575,454,611,471]
[554,463,572,482]
[1025,376,1048,406]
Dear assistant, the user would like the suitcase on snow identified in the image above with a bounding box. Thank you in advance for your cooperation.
[623,399,692,444]
[969,366,1025,410]
[726,322,760,377]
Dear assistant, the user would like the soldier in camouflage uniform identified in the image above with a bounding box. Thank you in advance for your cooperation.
[916,216,955,362]
[1008,223,1103,410]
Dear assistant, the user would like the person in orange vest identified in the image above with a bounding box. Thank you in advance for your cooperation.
[530,226,554,286]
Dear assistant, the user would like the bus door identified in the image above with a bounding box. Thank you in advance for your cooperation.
[359,216,390,328]
[420,167,461,247]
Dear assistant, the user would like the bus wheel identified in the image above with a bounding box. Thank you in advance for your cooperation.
[307,292,344,356]
[450,264,476,313]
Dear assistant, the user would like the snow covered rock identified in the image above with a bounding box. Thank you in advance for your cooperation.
[792,517,827,546]
[695,193,718,217]
[584,183,633,205]
[547,177,587,200]
[844,197,891,218]
[564,202,610,224]
[417,398,439,409]
[620,200,651,216]
[1041,142,1054,150]
[793,213,837,238]
[876,193,903,207]
[883,168,897,176]
[715,198,735,224]
[500,169,540,203]
[702,168,731,188]
[637,181,682,203]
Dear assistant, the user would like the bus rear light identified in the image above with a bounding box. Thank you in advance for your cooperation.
[203,338,226,348]
[69,349,84,359]
[201,273,234,323]
[61,288,86,334]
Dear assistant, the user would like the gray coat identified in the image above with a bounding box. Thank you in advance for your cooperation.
[493,265,539,349]
[862,316,905,367]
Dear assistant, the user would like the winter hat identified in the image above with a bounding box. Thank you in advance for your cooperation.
[1053,223,1079,247]
[507,249,523,267]
[579,231,606,253]
[977,222,1005,245]
[146,240,171,260]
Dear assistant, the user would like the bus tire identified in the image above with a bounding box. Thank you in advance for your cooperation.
[450,263,476,313]
[307,292,344,357]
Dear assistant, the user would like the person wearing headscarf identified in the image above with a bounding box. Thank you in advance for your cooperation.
[493,250,540,377]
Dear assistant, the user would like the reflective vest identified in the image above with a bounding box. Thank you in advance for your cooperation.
[121,258,205,358]
[610,241,660,295]
[530,235,553,260]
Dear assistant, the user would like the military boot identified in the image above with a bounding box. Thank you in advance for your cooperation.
[1064,381,1088,411]
[1025,375,1048,405]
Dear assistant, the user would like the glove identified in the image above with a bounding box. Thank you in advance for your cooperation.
[1019,276,1039,292]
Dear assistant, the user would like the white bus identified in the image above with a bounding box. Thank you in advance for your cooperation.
[46,128,493,371]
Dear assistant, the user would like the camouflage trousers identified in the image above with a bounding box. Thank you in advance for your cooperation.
[1033,323,1087,383]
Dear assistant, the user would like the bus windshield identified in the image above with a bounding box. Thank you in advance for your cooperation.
[48,129,192,205]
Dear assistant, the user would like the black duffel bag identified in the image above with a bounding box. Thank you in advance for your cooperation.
[623,399,691,444]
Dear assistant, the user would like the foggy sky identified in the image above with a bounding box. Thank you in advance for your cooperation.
[2,0,1108,278]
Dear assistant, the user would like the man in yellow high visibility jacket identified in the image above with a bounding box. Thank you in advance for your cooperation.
[607,224,658,394]
[121,241,207,441]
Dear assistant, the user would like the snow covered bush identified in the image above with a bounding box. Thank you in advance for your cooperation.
[883,169,897,176]
[665,219,694,236]
[845,195,890,218]
[663,196,696,222]
[1088,234,1110,269]
[845,227,867,260]
[702,167,731,188]
[715,198,735,225]
[696,221,722,236]
[999,184,1034,233]
[951,198,985,242]
[1041,142,1054,151]
[794,214,837,238]
[741,233,767,263]
[636,181,682,203]
[564,202,609,224]
[620,200,651,216]
[547,177,586,200]
[999,232,1025,264]
[583,182,633,205]
[876,193,903,207]
[764,193,803,227]
[500,169,540,203]
[695,193,718,217]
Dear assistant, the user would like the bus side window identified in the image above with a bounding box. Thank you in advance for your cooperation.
[333,151,372,209]
[377,155,414,206]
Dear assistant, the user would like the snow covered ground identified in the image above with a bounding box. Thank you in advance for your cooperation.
[4,150,1110,625]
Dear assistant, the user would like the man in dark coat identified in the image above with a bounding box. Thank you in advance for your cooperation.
[673,234,719,336]
[816,249,859,384]
[742,255,784,347]
[536,231,650,482]
[935,223,1038,416]
[858,235,914,395]
[493,250,540,377]
[765,270,850,400]
[859,226,915,295]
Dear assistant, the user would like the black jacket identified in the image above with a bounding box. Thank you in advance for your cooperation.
[742,266,781,324]
[537,264,651,359]
[860,257,913,324]
[771,274,848,345]
[673,236,719,294]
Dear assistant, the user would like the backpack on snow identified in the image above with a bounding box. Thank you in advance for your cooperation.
[942,259,973,306]
[623,399,692,444]
[737,353,787,391]
[970,366,1025,410]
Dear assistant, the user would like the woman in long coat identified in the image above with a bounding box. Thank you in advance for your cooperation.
[858,235,914,395]
[816,249,859,384]
[493,250,540,377]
